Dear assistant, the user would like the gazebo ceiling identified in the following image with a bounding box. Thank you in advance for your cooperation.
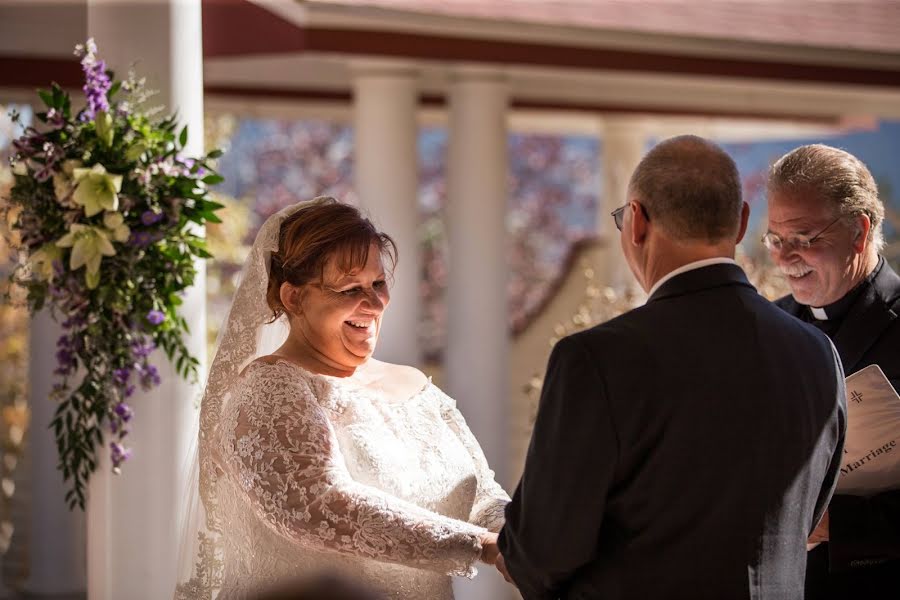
[299,0,900,55]
[1,0,900,124]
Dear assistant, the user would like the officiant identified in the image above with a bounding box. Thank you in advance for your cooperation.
[766,144,900,599]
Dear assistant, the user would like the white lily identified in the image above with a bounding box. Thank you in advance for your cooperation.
[56,223,116,289]
[95,111,114,148]
[72,163,123,217]
[53,173,76,206]
[103,211,131,243]
[29,244,62,281]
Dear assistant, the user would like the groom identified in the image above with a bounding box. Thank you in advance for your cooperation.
[497,135,847,599]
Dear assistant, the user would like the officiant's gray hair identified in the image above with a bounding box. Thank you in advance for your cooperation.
[768,144,884,252]
[629,135,742,242]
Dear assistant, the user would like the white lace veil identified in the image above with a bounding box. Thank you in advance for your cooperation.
[174,200,314,599]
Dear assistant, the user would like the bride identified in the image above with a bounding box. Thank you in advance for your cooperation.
[174,198,509,599]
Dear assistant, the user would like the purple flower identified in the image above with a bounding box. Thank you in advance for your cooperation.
[129,231,163,248]
[146,310,165,326]
[131,339,156,359]
[140,364,161,389]
[141,210,163,226]
[113,368,131,386]
[110,442,132,470]
[113,402,133,422]
[54,334,77,376]
[61,314,86,329]
[129,231,152,247]
[75,39,111,120]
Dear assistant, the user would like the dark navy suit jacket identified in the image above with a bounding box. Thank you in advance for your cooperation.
[500,263,847,599]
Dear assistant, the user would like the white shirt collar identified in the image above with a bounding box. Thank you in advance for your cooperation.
[648,257,740,298]
[809,306,829,320]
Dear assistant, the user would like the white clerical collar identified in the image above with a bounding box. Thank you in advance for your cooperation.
[809,306,829,321]
[648,257,739,298]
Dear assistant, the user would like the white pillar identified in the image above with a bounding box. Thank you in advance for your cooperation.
[444,68,512,600]
[23,311,86,596]
[600,118,647,291]
[85,2,205,599]
[351,61,421,366]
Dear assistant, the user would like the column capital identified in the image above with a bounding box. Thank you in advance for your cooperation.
[348,58,420,79]
[599,115,650,139]
[449,64,509,84]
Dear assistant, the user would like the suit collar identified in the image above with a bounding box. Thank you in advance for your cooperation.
[831,259,900,371]
[647,263,755,303]
[647,257,739,297]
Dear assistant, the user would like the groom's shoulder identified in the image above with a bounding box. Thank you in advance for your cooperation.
[564,307,652,358]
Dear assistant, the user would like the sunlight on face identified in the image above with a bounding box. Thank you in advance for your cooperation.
[296,243,391,370]
[766,190,861,307]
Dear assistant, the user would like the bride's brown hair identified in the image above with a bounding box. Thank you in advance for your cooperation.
[266,197,397,322]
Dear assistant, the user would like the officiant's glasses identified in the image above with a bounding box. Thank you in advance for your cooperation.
[611,203,650,231]
[761,216,842,253]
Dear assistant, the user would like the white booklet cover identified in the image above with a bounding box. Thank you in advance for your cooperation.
[836,364,900,496]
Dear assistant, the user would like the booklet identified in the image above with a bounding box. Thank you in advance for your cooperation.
[836,364,900,496]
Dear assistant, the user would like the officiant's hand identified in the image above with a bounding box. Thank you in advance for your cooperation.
[479,532,500,564]
[809,509,830,544]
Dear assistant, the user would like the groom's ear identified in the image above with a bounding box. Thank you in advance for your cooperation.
[279,282,303,316]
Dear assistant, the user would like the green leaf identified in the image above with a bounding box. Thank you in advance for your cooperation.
[206,149,224,159]
[201,174,224,186]
[179,125,188,148]
[38,89,54,108]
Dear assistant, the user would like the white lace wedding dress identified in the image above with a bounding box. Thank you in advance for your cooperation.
[210,359,509,599]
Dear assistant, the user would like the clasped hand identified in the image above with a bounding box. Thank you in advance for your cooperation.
[479,532,515,586]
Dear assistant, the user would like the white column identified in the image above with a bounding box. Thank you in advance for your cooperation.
[600,118,647,291]
[351,61,421,366]
[444,68,512,600]
[23,311,86,596]
[85,2,205,599]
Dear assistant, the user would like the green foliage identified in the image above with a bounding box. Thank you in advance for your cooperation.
[4,52,223,510]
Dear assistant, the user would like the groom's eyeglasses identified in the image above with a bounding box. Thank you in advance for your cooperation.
[611,203,650,231]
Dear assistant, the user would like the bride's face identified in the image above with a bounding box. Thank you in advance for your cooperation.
[293,243,390,370]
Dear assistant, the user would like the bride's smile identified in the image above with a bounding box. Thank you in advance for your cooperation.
[284,242,391,374]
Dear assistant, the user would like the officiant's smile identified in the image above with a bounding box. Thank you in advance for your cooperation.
[766,187,872,308]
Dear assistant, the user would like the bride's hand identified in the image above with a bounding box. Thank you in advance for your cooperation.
[479,531,500,565]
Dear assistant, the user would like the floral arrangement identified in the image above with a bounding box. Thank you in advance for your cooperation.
[2,40,223,509]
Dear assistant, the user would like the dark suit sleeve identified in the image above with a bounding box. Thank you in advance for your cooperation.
[498,335,619,600]
[827,489,900,570]
[811,341,848,536]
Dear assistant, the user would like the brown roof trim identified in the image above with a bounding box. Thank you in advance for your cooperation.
[199,1,900,87]
[0,56,83,90]
[204,84,840,124]
[202,0,308,57]
[302,27,900,88]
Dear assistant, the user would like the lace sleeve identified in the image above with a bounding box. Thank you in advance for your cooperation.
[436,388,511,532]
[222,364,487,577]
